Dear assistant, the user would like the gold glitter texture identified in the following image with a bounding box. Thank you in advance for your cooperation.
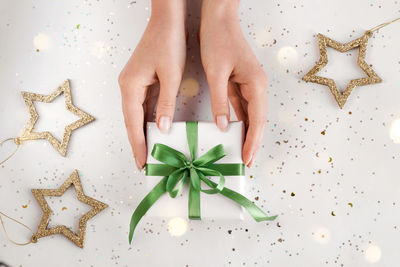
[31,170,108,248]
[20,79,95,156]
[302,32,382,108]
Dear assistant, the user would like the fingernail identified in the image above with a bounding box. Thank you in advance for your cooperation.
[158,116,171,134]
[216,115,228,132]
[135,158,143,171]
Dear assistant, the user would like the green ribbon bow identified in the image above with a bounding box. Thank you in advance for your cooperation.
[129,122,277,243]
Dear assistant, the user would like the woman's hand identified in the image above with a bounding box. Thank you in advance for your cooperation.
[200,0,268,167]
[119,0,186,170]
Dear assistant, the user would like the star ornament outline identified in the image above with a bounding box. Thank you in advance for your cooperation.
[20,79,95,156]
[302,32,382,108]
[31,170,108,248]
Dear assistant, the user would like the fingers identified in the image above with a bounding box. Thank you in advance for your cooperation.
[144,84,159,122]
[155,71,181,133]
[228,81,247,123]
[241,78,268,167]
[119,74,148,171]
[206,71,231,132]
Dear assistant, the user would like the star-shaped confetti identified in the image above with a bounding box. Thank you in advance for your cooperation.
[20,79,95,156]
[31,170,108,248]
[303,32,382,108]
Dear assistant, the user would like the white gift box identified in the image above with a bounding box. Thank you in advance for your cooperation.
[145,121,245,220]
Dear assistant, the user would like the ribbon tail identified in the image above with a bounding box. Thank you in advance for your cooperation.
[188,182,201,220]
[205,179,278,222]
[129,176,168,244]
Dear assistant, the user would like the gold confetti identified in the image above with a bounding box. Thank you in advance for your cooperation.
[331,211,336,216]
[62,207,68,211]
[348,203,353,207]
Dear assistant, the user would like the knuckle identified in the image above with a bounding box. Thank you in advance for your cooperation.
[118,71,128,89]
[205,68,228,84]
[212,97,229,107]
[158,65,183,81]
[251,117,267,126]
[157,98,176,110]
[118,72,135,92]
[258,72,268,89]
[250,72,268,91]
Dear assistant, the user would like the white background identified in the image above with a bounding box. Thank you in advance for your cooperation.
[0,0,400,266]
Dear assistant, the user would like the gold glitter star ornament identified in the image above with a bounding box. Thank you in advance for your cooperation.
[31,170,108,248]
[20,79,95,156]
[302,31,382,108]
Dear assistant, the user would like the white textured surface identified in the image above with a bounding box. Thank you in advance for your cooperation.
[0,0,400,266]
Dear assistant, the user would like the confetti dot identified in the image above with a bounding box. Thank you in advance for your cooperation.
[167,217,188,237]
[389,119,400,143]
[33,33,52,51]
[277,46,298,66]
[181,78,199,97]
[90,41,106,59]
[365,245,382,263]
[313,227,331,244]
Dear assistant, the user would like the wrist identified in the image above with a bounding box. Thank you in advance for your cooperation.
[201,0,240,23]
[150,0,186,26]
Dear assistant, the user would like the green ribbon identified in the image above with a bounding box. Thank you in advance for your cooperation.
[129,122,277,243]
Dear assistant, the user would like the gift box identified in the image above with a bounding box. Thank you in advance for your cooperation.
[145,121,245,219]
[128,121,277,243]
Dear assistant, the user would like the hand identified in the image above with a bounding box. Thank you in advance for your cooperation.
[200,0,268,167]
[118,0,186,170]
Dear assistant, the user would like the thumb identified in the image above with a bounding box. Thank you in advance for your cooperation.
[207,72,230,132]
[156,77,180,134]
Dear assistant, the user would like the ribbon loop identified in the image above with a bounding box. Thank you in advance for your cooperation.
[193,144,226,167]
[197,169,225,194]
[166,168,187,198]
[151,143,188,168]
[0,137,21,166]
